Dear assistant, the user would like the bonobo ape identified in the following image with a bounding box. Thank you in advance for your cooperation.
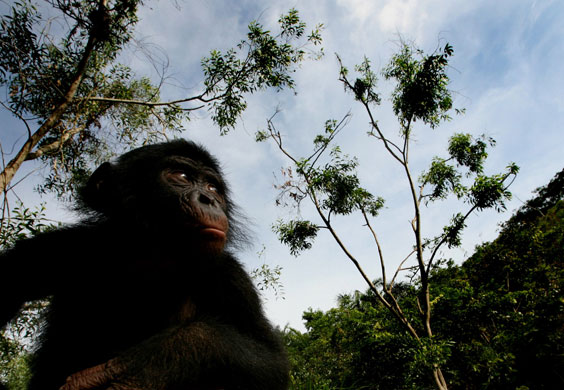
[0,140,289,390]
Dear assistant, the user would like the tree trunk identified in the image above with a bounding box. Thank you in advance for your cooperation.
[0,25,98,194]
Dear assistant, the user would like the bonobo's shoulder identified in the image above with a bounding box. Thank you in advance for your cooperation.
[1,219,108,254]
[218,251,246,271]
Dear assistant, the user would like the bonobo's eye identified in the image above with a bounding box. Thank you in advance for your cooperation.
[166,171,191,184]
[207,183,219,193]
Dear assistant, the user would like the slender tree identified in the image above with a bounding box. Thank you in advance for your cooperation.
[258,42,518,389]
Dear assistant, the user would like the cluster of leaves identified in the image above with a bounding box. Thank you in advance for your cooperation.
[420,133,496,202]
[250,263,285,300]
[202,8,323,132]
[307,148,384,217]
[383,43,454,128]
[419,131,519,215]
[0,203,56,250]
[419,133,519,248]
[339,56,381,105]
[285,169,564,389]
[339,41,453,130]
[0,0,139,104]
[266,117,384,257]
[250,245,286,300]
[273,219,320,257]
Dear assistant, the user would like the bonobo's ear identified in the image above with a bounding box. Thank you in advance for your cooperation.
[81,162,115,213]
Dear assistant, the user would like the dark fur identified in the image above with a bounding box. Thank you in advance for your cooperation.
[0,140,289,390]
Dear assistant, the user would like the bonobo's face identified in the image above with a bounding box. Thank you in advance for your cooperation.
[81,140,235,254]
[160,156,229,254]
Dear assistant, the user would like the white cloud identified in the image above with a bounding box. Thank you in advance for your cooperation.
[378,0,427,34]
[337,0,379,24]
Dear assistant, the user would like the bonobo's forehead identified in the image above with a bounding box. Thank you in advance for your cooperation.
[117,140,222,173]
[164,155,221,176]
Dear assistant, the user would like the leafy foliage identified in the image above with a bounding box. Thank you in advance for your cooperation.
[447,133,493,173]
[1,301,51,390]
[285,288,431,389]
[341,56,381,104]
[467,172,513,211]
[202,8,323,132]
[420,158,463,201]
[0,203,56,250]
[250,245,286,300]
[510,167,564,224]
[273,219,319,257]
[382,43,453,128]
[307,149,384,217]
[0,0,172,199]
[250,263,285,300]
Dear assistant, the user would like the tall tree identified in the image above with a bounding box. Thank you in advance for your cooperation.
[258,42,518,389]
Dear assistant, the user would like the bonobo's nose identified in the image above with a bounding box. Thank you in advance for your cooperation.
[198,191,214,206]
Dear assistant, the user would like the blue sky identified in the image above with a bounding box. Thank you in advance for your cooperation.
[2,0,564,331]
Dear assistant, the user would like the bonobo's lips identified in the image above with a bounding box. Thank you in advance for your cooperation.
[184,221,227,240]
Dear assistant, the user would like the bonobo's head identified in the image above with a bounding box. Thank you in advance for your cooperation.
[80,140,245,254]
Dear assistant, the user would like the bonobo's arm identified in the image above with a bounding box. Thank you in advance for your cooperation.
[0,225,97,326]
[61,320,289,390]
[0,229,74,327]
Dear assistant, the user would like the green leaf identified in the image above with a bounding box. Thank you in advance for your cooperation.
[273,219,320,256]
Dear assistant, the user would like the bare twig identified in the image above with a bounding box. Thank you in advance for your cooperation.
[390,249,417,288]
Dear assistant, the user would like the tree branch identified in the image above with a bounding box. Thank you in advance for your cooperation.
[361,208,387,288]
[83,95,207,110]
[24,125,86,161]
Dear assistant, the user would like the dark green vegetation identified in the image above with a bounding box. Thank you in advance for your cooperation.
[284,169,564,389]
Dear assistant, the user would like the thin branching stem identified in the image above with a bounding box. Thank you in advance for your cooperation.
[361,208,387,288]
[390,249,416,288]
